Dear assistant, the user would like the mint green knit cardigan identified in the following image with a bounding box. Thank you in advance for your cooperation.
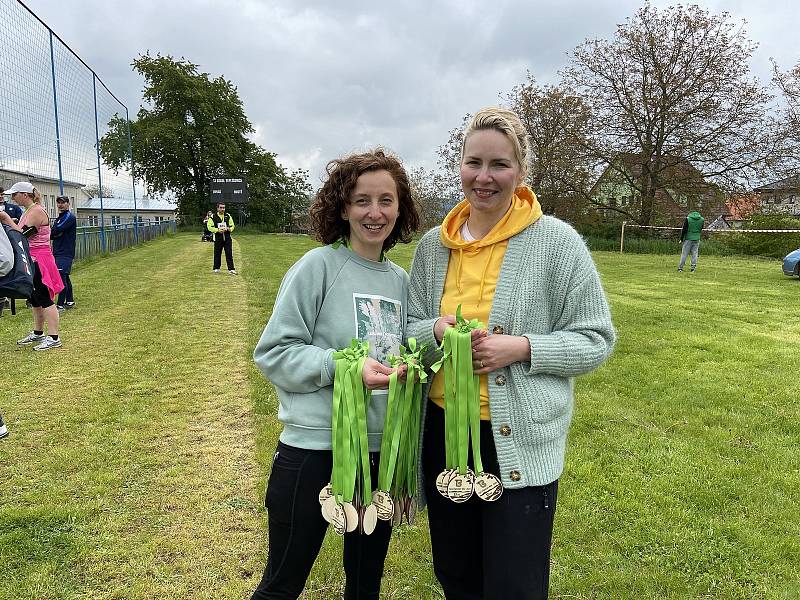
[407,216,615,504]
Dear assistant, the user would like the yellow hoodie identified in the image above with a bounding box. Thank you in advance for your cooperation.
[429,186,542,419]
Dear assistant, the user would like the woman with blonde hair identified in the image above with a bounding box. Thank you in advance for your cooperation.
[407,107,615,599]
[0,182,64,350]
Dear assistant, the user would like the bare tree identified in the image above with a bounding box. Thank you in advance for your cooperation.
[505,73,593,220]
[774,60,800,130]
[436,114,472,202]
[408,166,457,231]
[84,184,114,198]
[563,4,782,225]
[773,60,800,175]
[436,79,594,222]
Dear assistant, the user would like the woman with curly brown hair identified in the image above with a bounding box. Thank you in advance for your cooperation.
[251,149,420,599]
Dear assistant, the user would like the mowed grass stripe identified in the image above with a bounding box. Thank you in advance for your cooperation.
[1,234,263,599]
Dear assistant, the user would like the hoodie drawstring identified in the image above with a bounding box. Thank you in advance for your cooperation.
[476,244,495,308]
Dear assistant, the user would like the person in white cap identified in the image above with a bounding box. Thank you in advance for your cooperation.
[0,185,23,222]
[0,182,64,350]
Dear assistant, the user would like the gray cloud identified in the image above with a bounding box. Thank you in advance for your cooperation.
[21,0,799,185]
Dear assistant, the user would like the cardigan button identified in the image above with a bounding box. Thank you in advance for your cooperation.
[495,375,506,386]
[499,424,511,436]
[492,325,504,335]
[510,470,522,482]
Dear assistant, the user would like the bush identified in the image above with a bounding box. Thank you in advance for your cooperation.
[723,215,800,258]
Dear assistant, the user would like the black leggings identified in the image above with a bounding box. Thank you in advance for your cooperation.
[251,442,392,600]
[422,402,558,600]
[30,262,54,308]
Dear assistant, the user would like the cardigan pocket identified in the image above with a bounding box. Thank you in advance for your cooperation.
[507,371,574,445]
[525,374,573,422]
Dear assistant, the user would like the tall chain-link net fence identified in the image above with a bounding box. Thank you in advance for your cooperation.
[0,0,165,256]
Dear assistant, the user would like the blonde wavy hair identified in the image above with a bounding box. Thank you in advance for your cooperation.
[461,107,531,180]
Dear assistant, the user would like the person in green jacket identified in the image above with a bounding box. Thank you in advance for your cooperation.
[678,210,705,272]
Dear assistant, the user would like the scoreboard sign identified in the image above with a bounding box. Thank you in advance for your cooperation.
[210,177,249,205]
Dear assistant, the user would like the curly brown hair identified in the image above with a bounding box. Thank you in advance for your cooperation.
[309,149,419,252]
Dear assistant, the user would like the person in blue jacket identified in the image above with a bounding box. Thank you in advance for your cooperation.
[50,195,77,309]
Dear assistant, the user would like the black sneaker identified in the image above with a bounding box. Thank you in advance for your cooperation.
[0,414,8,439]
[65,302,75,309]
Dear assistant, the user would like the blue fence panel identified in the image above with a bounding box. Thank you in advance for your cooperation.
[74,220,177,262]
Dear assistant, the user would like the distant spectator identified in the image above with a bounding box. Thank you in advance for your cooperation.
[201,210,214,242]
[208,202,237,274]
[0,187,23,223]
[678,210,705,272]
[51,195,77,310]
[0,182,64,350]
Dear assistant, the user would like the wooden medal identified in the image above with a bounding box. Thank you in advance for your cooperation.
[372,490,395,521]
[318,483,333,506]
[330,503,347,535]
[404,495,417,525]
[436,469,456,498]
[342,502,359,533]
[474,472,503,502]
[362,503,378,535]
[321,495,338,523]
[447,470,475,503]
[391,496,404,527]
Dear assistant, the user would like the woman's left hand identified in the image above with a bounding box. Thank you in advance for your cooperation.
[362,357,396,390]
[471,334,530,374]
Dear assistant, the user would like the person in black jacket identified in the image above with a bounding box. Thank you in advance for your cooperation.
[51,196,77,309]
[208,202,237,274]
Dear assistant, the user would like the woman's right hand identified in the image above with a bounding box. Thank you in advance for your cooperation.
[434,315,487,345]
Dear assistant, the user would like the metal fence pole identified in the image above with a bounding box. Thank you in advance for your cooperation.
[619,221,627,254]
[125,105,139,242]
[92,73,106,253]
[48,30,64,195]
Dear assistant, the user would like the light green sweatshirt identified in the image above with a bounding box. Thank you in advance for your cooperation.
[253,243,408,451]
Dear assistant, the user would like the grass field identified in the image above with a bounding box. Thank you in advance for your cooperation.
[1,232,798,599]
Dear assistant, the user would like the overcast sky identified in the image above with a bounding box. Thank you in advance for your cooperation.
[20,0,799,186]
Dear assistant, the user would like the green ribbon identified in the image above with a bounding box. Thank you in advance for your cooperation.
[378,338,427,498]
[331,340,372,505]
[432,305,484,477]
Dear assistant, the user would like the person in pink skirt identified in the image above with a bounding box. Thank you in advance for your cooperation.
[0,182,64,350]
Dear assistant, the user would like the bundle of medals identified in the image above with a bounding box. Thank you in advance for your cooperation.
[431,305,504,503]
[319,338,428,535]
[319,340,378,535]
[373,338,427,526]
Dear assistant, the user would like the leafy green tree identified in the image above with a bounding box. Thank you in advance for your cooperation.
[244,144,311,231]
[101,54,308,227]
